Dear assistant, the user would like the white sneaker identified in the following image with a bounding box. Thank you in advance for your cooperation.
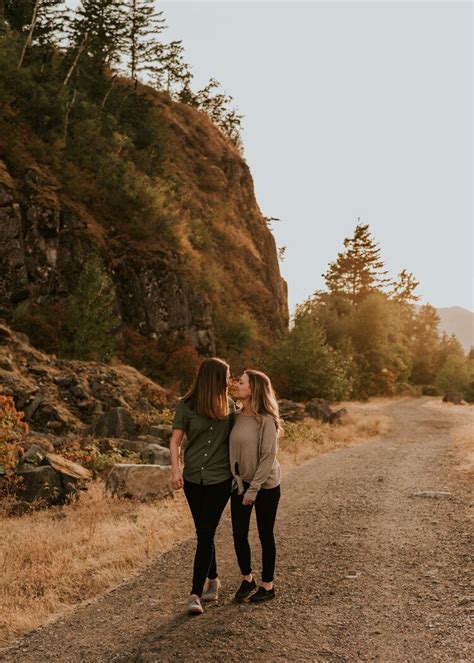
[201,578,221,602]
[187,594,204,615]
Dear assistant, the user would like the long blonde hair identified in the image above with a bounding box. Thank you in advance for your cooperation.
[183,357,230,420]
[244,369,282,435]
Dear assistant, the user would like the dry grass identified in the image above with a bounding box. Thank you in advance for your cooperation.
[279,409,392,469]
[0,405,390,648]
[0,484,192,646]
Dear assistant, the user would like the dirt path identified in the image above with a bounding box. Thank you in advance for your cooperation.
[1,398,472,662]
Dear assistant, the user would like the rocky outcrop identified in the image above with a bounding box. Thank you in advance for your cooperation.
[0,160,217,353]
[0,89,288,356]
[0,322,167,433]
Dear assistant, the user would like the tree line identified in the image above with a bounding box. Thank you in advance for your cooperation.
[0,0,243,148]
[266,222,474,402]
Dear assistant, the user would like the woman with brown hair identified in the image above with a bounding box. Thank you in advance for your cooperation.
[230,369,282,603]
[169,357,235,615]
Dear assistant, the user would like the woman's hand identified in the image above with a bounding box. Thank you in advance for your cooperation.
[242,495,254,506]
[171,471,184,490]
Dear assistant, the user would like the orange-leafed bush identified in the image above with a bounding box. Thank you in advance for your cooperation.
[0,392,28,498]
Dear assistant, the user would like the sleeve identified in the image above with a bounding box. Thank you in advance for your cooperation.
[172,400,190,431]
[244,416,278,502]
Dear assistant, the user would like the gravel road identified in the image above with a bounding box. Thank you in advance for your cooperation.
[1,398,472,662]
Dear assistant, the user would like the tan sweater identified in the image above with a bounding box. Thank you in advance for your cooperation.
[229,412,281,501]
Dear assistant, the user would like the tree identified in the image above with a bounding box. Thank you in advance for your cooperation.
[350,293,412,397]
[123,0,166,88]
[66,257,120,361]
[408,304,441,385]
[149,39,192,96]
[436,354,470,395]
[194,77,243,149]
[16,0,66,69]
[323,222,391,305]
[266,318,352,401]
[390,269,420,305]
[67,0,127,74]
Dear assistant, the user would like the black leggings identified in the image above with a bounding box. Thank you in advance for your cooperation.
[183,478,232,597]
[231,483,281,583]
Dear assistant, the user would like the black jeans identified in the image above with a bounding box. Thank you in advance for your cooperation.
[183,477,232,597]
[231,482,281,583]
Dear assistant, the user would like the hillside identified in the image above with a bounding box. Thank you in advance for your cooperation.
[0,73,288,376]
[437,306,474,353]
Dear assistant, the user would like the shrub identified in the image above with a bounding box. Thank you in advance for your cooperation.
[0,391,28,500]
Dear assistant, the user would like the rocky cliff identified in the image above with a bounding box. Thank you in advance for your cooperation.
[0,84,288,366]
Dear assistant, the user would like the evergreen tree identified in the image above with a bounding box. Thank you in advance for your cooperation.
[15,0,65,69]
[390,269,420,305]
[66,257,120,361]
[68,0,127,74]
[193,78,243,149]
[149,39,192,96]
[323,222,391,305]
[123,0,166,88]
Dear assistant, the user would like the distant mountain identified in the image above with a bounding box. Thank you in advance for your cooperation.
[436,307,474,353]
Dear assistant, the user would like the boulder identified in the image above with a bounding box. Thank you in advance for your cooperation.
[442,392,463,405]
[305,399,334,423]
[278,399,308,422]
[16,465,63,505]
[329,408,348,425]
[139,444,171,466]
[105,464,172,501]
[22,444,47,466]
[148,424,173,447]
[89,407,137,438]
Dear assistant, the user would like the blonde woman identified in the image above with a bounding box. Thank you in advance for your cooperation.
[170,357,235,615]
[230,369,282,603]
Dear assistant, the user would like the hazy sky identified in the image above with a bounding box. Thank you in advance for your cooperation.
[68,1,473,313]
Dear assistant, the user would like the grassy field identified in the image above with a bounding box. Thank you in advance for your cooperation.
[0,405,391,646]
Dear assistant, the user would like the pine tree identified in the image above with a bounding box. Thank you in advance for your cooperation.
[67,0,127,74]
[194,78,243,149]
[15,0,65,69]
[323,222,391,305]
[66,257,120,361]
[123,0,165,88]
[150,39,192,96]
[390,269,420,305]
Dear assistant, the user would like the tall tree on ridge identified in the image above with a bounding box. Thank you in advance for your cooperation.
[323,221,391,305]
[68,0,127,74]
[124,0,166,90]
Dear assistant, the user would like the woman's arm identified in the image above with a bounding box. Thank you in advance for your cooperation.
[243,417,277,504]
[169,428,186,490]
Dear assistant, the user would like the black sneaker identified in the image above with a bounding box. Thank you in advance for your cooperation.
[234,578,257,602]
[249,586,275,603]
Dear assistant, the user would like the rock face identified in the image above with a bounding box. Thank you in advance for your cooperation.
[0,90,288,354]
[105,464,173,501]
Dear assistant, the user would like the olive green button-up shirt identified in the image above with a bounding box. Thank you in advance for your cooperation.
[172,397,236,485]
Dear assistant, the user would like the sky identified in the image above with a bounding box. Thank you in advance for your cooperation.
[67,1,473,313]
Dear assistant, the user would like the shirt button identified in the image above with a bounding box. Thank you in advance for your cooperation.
[210,427,213,430]
[204,453,207,456]
[201,466,204,470]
